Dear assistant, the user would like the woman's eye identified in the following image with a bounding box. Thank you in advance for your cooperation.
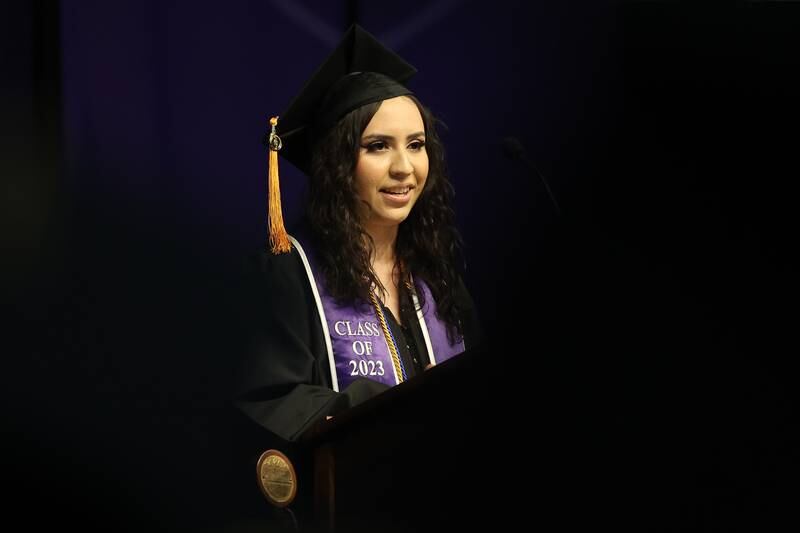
[365,141,388,152]
[408,140,426,151]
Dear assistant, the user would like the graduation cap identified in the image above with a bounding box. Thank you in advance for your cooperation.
[266,24,418,254]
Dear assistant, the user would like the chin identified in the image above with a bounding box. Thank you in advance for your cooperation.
[384,211,412,226]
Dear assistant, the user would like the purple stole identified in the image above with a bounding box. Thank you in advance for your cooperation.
[289,235,465,392]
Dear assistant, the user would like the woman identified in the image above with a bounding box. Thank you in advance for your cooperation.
[235,24,481,445]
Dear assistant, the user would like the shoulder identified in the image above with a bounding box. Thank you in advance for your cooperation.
[240,241,316,306]
[244,246,304,279]
[453,275,477,312]
[244,219,320,272]
[454,275,484,348]
[243,225,319,278]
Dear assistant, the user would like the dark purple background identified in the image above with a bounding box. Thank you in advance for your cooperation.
[4,1,799,531]
[57,1,611,301]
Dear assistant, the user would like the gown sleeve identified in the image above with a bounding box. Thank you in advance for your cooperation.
[233,249,389,443]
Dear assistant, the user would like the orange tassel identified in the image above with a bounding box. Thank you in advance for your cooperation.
[267,116,291,254]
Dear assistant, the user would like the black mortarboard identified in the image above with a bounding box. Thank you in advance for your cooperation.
[265,24,417,253]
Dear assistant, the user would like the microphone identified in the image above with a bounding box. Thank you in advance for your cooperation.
[501,137,561,216]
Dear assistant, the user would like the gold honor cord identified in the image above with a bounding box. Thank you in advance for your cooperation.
[368,291,405,384]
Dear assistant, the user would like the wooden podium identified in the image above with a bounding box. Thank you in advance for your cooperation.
[293,346,498,533]
[255,344,623,533]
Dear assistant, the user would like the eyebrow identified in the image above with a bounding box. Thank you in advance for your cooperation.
[361,131,426,142]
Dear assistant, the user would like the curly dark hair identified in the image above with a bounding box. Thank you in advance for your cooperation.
[307,95,465,342]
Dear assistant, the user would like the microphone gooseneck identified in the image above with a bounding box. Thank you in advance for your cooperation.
[500,136,561,216]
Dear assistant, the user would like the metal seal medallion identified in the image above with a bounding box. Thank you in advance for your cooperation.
[256,449,297,507]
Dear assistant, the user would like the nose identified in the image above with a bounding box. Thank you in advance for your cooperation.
[389,148,413,178]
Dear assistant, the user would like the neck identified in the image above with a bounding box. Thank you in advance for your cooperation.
[365,223,398,267]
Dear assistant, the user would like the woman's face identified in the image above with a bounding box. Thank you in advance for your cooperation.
[354,96,428,231]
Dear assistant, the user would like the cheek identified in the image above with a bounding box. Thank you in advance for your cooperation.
[354,158,385,198]
[416,155,430,188]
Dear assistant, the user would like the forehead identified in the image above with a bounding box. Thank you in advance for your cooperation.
[363,96,424,134]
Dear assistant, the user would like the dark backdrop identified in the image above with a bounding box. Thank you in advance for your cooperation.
[3,1,798,531]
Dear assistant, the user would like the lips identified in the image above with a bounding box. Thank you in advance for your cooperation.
[379,186,413,195]
[378,184,415,207]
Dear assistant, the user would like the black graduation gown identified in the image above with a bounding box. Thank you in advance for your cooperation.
[233,245,482,444]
